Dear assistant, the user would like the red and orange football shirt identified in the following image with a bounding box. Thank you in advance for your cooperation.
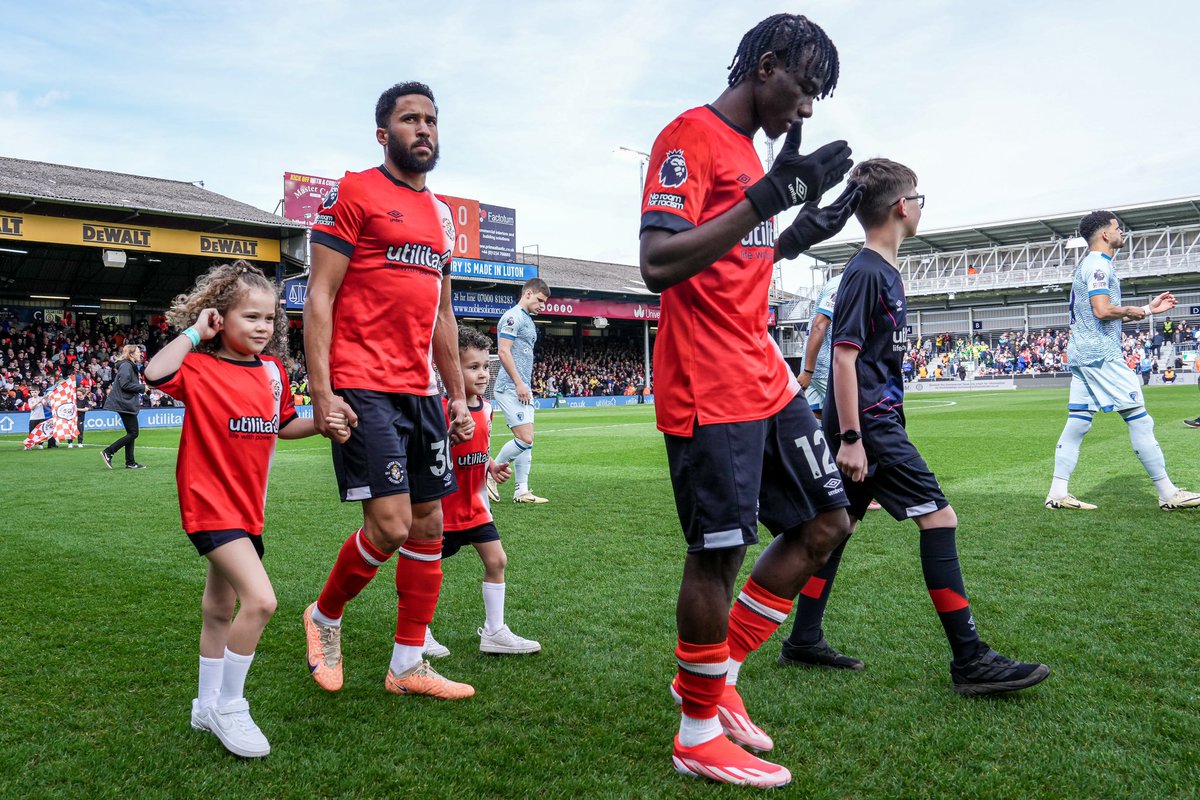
[641,105,798,437]
[148,353,297,536]
[312,166,455,396]
[440,398,493,531]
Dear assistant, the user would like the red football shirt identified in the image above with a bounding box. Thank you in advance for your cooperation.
[148,353,297,535]
[311,166,455,395]
[640,105,799,437]
[440,397,493,531]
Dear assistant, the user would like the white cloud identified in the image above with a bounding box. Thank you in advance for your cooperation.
[33,90,67,108]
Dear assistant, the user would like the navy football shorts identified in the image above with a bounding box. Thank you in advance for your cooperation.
[840,438,950,522]
[188,528,264,559]
[663,394,849,554]
[442,521,501,559]
[331,390,457,504]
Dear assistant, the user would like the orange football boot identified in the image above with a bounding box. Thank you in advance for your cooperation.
[385,660,475,700]
[672,734,791,788]
[303,602,344,692]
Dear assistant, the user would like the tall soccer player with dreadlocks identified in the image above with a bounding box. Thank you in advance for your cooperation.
[641,14,862,788]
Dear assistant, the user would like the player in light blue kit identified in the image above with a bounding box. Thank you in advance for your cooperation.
[492,277,551,504]
[800,274,840,414]
[1046,210,1200,511]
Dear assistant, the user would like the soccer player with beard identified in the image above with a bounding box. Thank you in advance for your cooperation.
[641,13,861,788]
[1045,210,1200,511]
[302,82,478,700]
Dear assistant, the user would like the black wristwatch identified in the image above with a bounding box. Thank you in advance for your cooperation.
[835,429,861,444]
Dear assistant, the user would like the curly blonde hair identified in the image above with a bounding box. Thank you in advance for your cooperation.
[167,261,287,357]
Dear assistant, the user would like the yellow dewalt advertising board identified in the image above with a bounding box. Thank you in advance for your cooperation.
[0,212,280,262]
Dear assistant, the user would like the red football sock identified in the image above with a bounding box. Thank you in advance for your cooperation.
[675,639,728,719]
[316,529,390,620]
[727,577,794,663]
[394,537,444,646]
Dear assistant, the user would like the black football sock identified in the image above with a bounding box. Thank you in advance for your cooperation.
[783,536,849,647]
[919,527,981,662]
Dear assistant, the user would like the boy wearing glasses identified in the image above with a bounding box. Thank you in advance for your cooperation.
[793,158,1051,696]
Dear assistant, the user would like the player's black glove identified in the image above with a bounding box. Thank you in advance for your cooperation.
[744,121,853,221]
[777,181,863,260]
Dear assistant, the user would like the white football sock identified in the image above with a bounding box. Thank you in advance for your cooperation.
[482,581,506,634]
[725,658,743,686]
[1050,412,1092,497]
[513,448,532,495]
[218,648,254,705]
[198,655,223,707]
[390,643,424,675]
[1122,409,1174,498]
[678,713,723,747]
[496,438,527,465]
[310,605,341,627]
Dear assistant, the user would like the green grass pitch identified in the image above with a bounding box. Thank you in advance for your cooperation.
[2,386,1198,798]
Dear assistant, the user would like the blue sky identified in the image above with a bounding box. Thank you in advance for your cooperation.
[4,1,1198,291]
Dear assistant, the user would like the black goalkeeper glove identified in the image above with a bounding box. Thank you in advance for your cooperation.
[777,181,863,260]
[744,121,853,221]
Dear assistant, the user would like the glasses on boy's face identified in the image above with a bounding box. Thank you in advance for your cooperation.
[889,194,925,209]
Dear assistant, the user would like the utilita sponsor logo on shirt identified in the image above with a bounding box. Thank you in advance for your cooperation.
[741,218,776,248]
[456,451,489,468]
[892,330,908,352]
[229,415,279,435]
[385,242,448,272]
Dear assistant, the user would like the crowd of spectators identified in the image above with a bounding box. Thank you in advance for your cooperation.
[0,315,319,413]
[531,337,650,398]
[8,311,1196,413]
[899,322,1200,382]
[1,314,657,416]
[1,315,156,412]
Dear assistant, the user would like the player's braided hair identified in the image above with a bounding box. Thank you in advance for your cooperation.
[1078,210,1117,244]
[375,82,437,129]
[167,261,287,358]
[458,324,493,353]
[726,13,839,97]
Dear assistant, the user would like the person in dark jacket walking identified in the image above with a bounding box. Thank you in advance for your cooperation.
[102,344,146,469]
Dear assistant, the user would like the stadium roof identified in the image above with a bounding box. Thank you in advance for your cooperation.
[804,195,1200,265]
[0,156,303,231]
[537,254,655,297]
[534,253,795,304]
